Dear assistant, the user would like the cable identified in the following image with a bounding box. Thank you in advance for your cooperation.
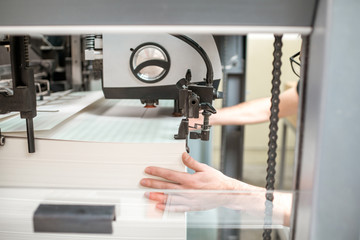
[171,34,214,86]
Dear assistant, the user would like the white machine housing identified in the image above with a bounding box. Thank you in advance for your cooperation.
[102,34,222,100]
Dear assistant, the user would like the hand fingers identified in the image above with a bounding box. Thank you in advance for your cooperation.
[145,192,195,207]
[156,203,191,212]
[145,192,168,204]
[140,178,183,189]
[182,152,206,172]
[146,193,214,212]
[143,192,190,212]
[156,203,208,212]
[144,166,189,184]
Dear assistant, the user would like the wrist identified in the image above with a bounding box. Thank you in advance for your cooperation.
[224,176,247,191]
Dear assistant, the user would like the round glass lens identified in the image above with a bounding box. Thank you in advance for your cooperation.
[133,45,168,81]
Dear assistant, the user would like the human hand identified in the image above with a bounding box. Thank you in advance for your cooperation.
[140,152,256,212]
[145,191,289,226]
[140,153,290,226]
[140,152,241,190]
[144,191,231,212]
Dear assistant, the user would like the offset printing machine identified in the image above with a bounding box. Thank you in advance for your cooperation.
[0,1,360,240]
[0,33,223,153]
[0,33,222,239]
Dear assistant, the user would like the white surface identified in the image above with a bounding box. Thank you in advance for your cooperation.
[103,34,222,88]
[0,90,74,120]
[0,137,185,189]
[2,97,184,143]
[0,91,103,132]
[0,188,185,239]
[0,93,186,239]
[0,112,18,120]
[33,99,183,143]
[0,96,186,188]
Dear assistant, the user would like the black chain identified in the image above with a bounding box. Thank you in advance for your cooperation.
[263,35,283,240]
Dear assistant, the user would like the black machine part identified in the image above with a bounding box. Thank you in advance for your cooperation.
[0,36,37,153]
[172,34,220,151]
[33,204,116,234]
[174,68,218,152]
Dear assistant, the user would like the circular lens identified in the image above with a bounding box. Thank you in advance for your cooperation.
[130,44,170,83]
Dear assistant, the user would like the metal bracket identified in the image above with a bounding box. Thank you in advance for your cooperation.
[174,68,219,152]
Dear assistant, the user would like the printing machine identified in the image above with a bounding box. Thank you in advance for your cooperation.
[0,0,359,240]
[0,33,223,156]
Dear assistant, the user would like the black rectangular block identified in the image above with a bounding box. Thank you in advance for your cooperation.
[33,204,116,234]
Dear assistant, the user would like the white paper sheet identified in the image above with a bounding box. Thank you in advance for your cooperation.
[3,99,183,143]
[0,92,186,189]
[0,137,185,189]
[0,90,73,120]
[36,99,181,142]
[0,91,104,132]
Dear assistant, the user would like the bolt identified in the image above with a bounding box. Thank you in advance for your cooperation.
[0,135,5,146]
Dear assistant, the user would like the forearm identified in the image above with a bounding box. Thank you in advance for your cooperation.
[225,177,292,226]
[210,97,271,125]
[209,86,299,126]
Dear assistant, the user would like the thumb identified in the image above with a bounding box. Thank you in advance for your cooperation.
[182,152,205,172]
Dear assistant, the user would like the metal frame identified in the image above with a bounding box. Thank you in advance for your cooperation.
[215,35,246,240]
[0,0,315,35]
[215,36,246,182]
[1,0,360,239]
[71,36,82,90]
[293,0,360,239]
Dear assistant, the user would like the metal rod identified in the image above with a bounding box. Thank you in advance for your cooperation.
[26,118,35,153]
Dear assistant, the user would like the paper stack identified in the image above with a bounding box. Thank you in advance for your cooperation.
[0,91,186,240]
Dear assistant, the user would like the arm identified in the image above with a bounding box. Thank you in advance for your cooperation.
[190,86,298,127]
[140,152,292,226]
[140,88,297,223]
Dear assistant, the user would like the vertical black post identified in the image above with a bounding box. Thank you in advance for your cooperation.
[10,36,37,153]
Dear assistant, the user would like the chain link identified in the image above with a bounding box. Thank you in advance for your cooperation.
[263,35,283,240]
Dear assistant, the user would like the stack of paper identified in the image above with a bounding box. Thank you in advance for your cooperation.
[0,91,187,240]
